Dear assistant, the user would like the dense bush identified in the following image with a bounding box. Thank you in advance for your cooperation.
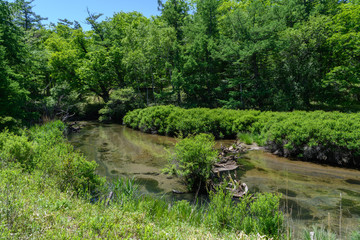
[164,133,218,191]
[0,121,104,194]
[124,106,360,167]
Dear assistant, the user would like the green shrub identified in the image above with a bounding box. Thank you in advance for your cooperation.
[0,121,104,195]
[0,131,34,170]
[125,106,360,167]
[164,133,217,191]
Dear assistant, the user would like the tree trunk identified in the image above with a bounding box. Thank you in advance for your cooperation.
[151,66,155,103]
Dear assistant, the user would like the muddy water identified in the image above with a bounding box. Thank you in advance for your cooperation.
[68,122,360,235]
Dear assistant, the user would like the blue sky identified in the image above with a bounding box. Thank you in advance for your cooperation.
[28,0,160,30]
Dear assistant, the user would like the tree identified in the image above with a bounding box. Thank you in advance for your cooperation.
[46,21,121,103]
[77,48,118,102]
[14,0,47,30]
[215,0,284,109]
[0,0,28,129]
[182,0,223,107]
[324,3,360,105]
[273,15,330,110]
[159,0,189,104]
[159,0,189,41]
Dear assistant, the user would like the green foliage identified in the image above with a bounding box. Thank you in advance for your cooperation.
[324,3,360,105]
[126,106,360,167]
[0,115,287,239]
[165,133,217,191]
[0,116,18,131]
[205,185,284,238]
[237,133,254,145]
[0,0,30,129]
[3,0,360,126]
[41,82,85,121]
[0,130,34,170]
[205,185,234,230]
[99,87,144,123]
[0,121,104,194]
[159,0,189,41]
[108,177,139,202]
[3,0,360,124]
[352,230,360,240]
[0,125,284,239]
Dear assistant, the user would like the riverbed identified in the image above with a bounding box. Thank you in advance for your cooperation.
[68,122,360,237]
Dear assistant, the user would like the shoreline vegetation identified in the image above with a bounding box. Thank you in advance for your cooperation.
[1,120,358,239]
[1,0,360,237]
[124,105,360,169]
[0,121,286,239]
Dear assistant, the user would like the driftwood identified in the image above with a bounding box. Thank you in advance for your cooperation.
[226,175,249,198]
[213,142,246,174]
[209,142,249,198]
[213,161,239,173]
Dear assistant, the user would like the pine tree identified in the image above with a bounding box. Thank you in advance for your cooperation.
[14,0,47,30]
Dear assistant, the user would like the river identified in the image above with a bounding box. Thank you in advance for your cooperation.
[68,122,360,237]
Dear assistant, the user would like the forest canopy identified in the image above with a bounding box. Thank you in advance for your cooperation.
[1,0,360,129]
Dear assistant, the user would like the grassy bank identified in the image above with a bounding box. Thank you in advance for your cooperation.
[124,106,360,168]
[0,121,284,239]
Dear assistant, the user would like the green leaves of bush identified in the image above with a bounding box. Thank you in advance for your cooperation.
[125,106,360,167]
[0,121,104,195]
[0,131,34,170]
[165,133,217,191]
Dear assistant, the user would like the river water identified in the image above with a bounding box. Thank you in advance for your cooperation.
[68,122,360,236]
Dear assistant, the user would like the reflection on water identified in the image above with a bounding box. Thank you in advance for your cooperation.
[68,122,187,194]
[68,122,360,236]
[238,150,360,235]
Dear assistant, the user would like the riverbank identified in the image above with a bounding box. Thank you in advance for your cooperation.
[124,106,360,168]
[0,121,284,239]
[68,122,360,238]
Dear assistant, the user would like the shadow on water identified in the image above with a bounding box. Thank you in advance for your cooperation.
[345,179,360,185]
[136,177,164,193]
[278,188,298,197]
[68,122,360,236]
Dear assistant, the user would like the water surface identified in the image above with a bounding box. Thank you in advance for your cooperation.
[68,122,360,236]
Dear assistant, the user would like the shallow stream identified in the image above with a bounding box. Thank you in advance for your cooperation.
[68,122,360,236]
